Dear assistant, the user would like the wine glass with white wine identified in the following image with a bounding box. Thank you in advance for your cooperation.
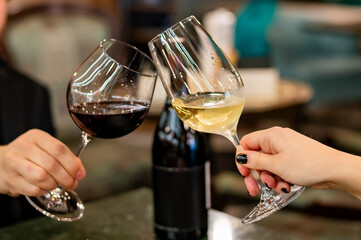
[148,15,305,224]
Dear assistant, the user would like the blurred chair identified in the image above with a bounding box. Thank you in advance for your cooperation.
[3,0,123,140]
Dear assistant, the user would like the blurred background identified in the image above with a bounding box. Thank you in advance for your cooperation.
[1,0,361,238]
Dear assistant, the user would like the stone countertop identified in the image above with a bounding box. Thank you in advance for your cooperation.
[0,188,299,240]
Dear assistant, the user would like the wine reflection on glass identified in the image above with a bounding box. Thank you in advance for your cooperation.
[26,39,157,222]
[148,16,305,224]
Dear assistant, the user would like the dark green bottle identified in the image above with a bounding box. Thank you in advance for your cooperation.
[152,99,210,240]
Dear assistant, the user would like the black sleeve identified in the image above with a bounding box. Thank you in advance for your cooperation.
[0,62,56,227]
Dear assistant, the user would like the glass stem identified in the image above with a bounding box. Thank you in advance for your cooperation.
[226,129,268,192]
[52,132,91,194]
[76,131,92,157]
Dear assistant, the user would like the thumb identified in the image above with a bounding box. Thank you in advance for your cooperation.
[236,151,274,172]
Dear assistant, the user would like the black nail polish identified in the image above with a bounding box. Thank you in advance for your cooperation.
[281,188,289,193]
[236,154,248,164]
[265,183,270,189]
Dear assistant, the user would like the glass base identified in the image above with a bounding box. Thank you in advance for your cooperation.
[26,187,84,222]
[242,185,305,224]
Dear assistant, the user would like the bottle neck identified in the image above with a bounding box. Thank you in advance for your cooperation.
[152,98,207,167]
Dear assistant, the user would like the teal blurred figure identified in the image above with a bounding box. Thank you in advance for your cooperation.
[234,0,278,62]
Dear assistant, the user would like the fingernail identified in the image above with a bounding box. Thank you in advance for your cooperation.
[281,188,289,193]
[265,183,270,189]
[236,154,248,164]
[76,170,85,180]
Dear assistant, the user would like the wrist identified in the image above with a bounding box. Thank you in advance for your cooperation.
[332,151,361,199]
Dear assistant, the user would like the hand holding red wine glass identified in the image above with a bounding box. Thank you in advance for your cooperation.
[26,39,157,221]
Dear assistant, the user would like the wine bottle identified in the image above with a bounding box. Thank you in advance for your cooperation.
[152,99,210,240]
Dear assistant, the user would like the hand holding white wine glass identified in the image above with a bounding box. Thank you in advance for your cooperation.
[26,39,157,222]
[148,16,305,224]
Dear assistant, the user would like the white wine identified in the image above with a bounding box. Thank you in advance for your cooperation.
[172,92,245,136]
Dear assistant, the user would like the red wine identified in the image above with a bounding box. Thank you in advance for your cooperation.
[68,101,149,138]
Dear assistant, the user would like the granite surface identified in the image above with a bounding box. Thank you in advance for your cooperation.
[0,188,299,240]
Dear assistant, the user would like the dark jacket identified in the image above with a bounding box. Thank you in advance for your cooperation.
[0,58,55,227]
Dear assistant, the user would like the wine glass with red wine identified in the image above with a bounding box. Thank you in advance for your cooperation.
[26,39,157,222]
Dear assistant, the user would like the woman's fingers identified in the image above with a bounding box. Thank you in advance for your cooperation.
[245,175,259,196]
[240,128,281,154]
[260,171,277,189]
[244,171,291,197]
[236,151,277,176]
[274,175,291,194]
[235,164,251,178]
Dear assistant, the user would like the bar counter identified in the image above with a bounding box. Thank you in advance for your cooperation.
[0,188,299,240]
